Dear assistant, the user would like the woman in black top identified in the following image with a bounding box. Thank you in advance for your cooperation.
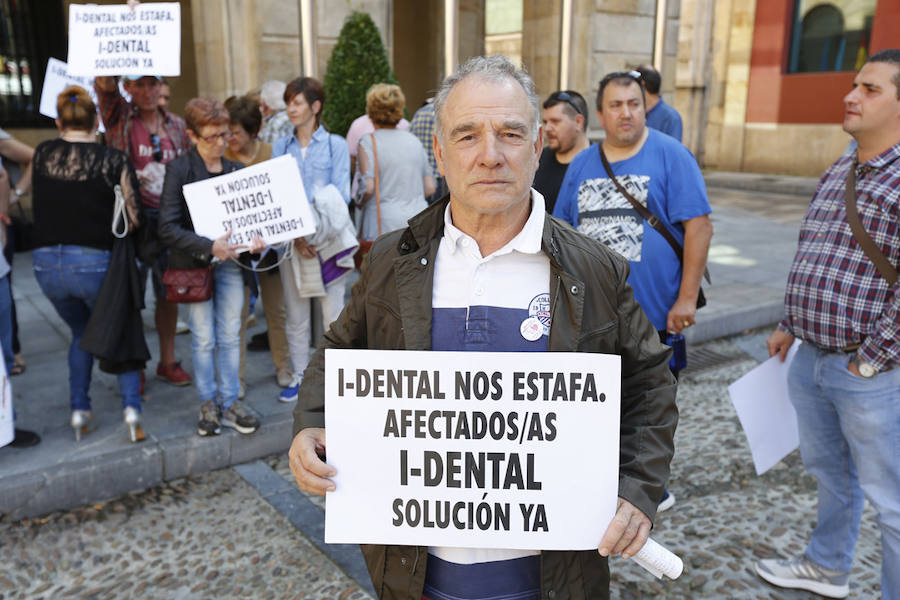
[31,85,143,443]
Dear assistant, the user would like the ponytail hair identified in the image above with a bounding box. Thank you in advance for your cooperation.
[57,85,97,132]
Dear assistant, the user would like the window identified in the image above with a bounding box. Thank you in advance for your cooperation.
[0,0,65,127]
[787,0,876,73]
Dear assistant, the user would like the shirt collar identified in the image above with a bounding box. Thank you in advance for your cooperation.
[442,189,546,258]
[861,140,900,169]
[284,124,325,148]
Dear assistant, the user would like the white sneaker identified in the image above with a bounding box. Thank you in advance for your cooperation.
[756,555,849,598]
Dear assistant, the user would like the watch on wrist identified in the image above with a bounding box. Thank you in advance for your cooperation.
[13,188,23,198]
[852,354,877,378]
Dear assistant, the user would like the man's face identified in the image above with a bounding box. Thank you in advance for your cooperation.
[542,103,582,153]
[434,77,541,219]
[125,77,161,112]
[157,84,171,110]
[597,80,646,147]
[843,61,900,139]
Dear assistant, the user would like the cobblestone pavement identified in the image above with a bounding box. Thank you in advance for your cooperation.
[0,470,372,600]
[1,332,882,599]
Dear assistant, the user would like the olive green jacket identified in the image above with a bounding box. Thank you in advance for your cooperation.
[293,196,678,600]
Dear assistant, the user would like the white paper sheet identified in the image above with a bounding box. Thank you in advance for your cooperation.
[728,341,801,475]
[0,357,13,448]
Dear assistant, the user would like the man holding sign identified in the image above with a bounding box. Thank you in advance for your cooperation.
[94,66,192,386]
[289,55,677,599]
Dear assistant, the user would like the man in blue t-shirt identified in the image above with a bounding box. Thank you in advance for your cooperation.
[636,65,683,142]
[554,70,712,337]
[554,70,712,512]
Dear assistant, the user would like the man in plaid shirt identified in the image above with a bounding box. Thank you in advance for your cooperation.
[756,50,900,600]
[95,74,193,387]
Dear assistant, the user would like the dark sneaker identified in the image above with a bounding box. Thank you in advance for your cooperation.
[157,361,192,386]
[221,401,259,434]
[247,330,270,351]
[658,489,675,512]
[756,555,849,598]
[197,400,221,437]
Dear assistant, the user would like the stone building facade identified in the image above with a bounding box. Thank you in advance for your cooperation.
[3,0,896,176]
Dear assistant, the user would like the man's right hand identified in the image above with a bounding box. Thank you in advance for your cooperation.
[766,329,795,362]
[94,76,118,92]
[289,428,336,495]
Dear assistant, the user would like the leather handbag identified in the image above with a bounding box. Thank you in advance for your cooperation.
[162,266,214,303]
[598,145,710,308]
[353,132,382,270]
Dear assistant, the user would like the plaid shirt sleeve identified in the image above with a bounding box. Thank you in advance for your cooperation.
[782,143,900,371]
[409,103,438,177]
[94,80,130,154]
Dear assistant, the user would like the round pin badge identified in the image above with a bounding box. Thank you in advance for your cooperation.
[520,316,544,341]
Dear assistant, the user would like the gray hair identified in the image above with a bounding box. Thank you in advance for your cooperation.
[260,80,287,111]
[434,54,540,143]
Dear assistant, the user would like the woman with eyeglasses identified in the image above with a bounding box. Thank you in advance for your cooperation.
[30,85,144,442]
[158,97,265,438]
[271,76,356,403]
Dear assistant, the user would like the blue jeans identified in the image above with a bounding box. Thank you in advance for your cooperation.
[32,245,141,412]
[0,274,12,373]
[788,342,900,599]
[187,260,243,410]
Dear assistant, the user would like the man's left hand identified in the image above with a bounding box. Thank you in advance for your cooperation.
[598,497,651,559]
[666,297,697,333]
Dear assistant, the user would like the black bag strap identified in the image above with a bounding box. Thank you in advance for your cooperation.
[598,144,711,283]
[844,161,898,286]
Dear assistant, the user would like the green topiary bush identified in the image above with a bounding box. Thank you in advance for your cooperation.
[323,11,399,138]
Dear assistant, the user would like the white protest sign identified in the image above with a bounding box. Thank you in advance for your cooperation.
[324,350,622,550]
[39,58,106,133]
[183,155,316,247]
[67,3,181,77]
[0,357,13,448]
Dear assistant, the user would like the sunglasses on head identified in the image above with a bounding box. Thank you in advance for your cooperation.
[600,70,642,87]
[552,91,583,117]
[149,133,163,162]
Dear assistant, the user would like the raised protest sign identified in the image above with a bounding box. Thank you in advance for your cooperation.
[67,2,181,76]
[324,350,622,550]
[39,58,106,132]
[183,155,316,247]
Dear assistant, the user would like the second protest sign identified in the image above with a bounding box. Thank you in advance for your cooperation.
[324,349,622,550]
[183,154,316,247]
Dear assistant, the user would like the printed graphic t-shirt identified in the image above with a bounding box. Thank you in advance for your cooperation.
[553,130,710,329]
[129,117,178,208]
[425,190,550,600]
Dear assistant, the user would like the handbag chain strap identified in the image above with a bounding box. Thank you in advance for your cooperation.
[844,161,898,286]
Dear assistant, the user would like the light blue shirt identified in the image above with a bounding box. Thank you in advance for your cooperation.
[272,125,351,204]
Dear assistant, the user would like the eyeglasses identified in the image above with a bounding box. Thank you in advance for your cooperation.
[149,133,163,162]
[198,131,233,144]
[551,91,583,117]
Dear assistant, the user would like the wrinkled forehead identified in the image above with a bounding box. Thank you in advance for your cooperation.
[440,76,534,133]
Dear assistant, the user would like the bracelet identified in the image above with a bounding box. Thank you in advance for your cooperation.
[13,188,23,197]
